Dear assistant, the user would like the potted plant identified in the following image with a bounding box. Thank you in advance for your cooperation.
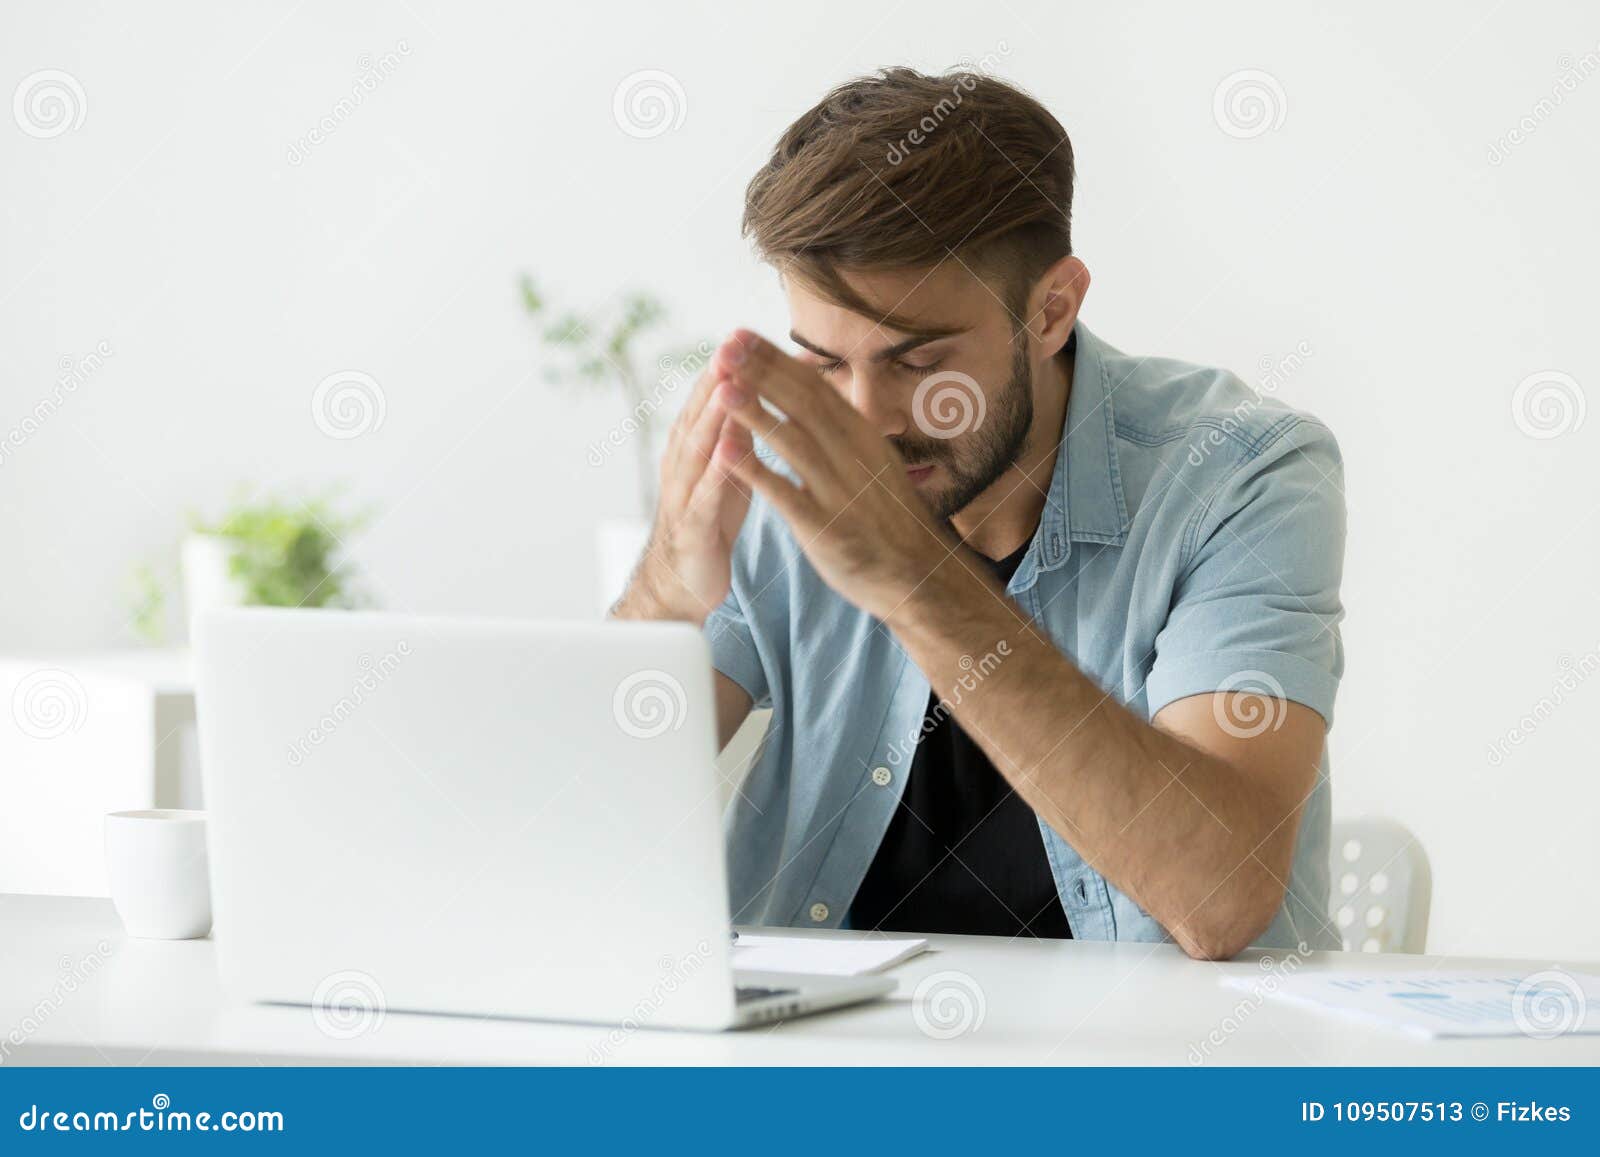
[519,275,709,613]
[131,489,371,642]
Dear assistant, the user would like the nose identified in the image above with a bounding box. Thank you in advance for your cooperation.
[844,365,907,439]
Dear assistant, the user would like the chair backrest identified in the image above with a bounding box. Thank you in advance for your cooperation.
[1329,817,1432,954]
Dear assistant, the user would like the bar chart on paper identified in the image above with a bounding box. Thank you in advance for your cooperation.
[1224,970,1600,1038]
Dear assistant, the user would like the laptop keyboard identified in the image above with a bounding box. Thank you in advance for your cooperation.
[735,984,798,1004]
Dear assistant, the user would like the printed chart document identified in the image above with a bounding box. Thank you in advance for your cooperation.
[1223,969,1600,1038]
[732,933,927,976]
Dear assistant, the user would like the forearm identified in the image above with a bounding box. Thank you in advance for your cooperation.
[610,550,698,624]
[883,552,1299,958]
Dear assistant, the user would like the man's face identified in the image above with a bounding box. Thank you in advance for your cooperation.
[783,263,1036,521]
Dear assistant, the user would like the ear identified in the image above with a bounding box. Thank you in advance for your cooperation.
[1024,255,1090,359]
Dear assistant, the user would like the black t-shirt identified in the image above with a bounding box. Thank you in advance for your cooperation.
[849,541,1072,939]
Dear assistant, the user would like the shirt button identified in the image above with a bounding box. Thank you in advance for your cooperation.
[871,766,892,787]
[809,902,830,923]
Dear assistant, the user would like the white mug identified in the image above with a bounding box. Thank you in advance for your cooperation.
[104,809,213,939]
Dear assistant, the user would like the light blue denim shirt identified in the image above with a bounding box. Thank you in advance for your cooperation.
[706,321,1345,951]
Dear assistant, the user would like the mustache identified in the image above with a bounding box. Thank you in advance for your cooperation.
[886,434,956,464]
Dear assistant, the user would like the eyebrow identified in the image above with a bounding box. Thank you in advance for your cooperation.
[789,327,967,363]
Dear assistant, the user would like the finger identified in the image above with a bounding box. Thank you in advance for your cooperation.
[715,330,836,431]
[715,409,756,480]
[715,379,838,494]
[683,432,748,531]
[715,420,757,512]
[664,368,721,463]
[681,386,729,469]
[679,368,722,434]
[663,391,728,510]
[686,412,745,508]
[717,435,818,530]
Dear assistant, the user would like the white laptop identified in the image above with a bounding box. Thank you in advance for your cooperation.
[194,608,893,1031]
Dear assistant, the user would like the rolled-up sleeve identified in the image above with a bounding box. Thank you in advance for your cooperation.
[704,583,770,709]
[1145,419,1346,728]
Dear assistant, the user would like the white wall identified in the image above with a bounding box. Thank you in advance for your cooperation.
[5,1,1598,960]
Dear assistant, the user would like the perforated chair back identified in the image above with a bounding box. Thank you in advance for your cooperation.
[1329,817,1432,954]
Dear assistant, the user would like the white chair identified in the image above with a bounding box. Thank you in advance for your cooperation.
[2,652,205,897]
[1329,817,1432,953]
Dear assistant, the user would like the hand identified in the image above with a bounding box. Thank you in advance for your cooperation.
[612,367,754,626]
[710,329,955,621]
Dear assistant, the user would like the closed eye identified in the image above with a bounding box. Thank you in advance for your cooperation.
[812,356,943,374]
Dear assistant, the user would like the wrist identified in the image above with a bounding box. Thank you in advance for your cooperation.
[882,552,1024,702]
[880,544,981,633]
[610,550,713,628]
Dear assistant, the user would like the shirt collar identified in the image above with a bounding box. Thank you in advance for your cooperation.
[1018,321,1130,585]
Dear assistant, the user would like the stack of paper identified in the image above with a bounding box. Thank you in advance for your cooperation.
[732,933,927,976]
[1223,969,1600,1038]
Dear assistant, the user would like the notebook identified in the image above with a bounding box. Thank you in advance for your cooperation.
[732,932,928,977]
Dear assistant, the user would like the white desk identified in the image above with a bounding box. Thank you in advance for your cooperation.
[5,895,1597,1066]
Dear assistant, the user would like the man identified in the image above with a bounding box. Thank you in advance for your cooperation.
[613,68,1344,960]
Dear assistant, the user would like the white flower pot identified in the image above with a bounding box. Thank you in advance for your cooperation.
[180,534,247,630]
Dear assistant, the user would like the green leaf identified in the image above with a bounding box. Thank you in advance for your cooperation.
[126,563,166,644]
[544,314,592,346]
[621,293,664,330]
[518,274,544,314]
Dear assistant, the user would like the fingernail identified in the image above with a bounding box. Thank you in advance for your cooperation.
[718,381,747,407]
[730,329,764,364]
[722,336,747,365]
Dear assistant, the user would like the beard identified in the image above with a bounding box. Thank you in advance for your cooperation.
[888,333,1035,522]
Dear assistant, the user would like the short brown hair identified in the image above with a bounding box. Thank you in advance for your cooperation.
[742,67,1075,333]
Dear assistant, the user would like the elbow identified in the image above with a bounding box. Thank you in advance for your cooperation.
[1173,877,1289,962]
[1176,925,1258,962]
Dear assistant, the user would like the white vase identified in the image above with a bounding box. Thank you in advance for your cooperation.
[180,534,247,631]
[595,517,652,617]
